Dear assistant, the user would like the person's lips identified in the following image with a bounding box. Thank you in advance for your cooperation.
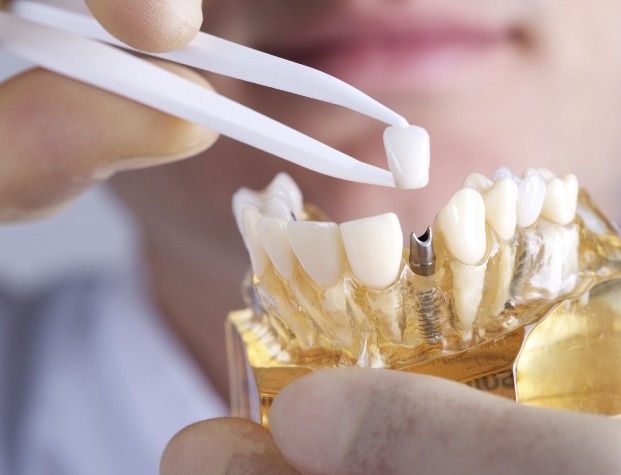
[264,10,519,93]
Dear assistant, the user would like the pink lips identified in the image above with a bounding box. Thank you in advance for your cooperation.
[266,10,516,93]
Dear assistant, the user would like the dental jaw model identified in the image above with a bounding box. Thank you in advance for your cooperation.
[227,169,621,428]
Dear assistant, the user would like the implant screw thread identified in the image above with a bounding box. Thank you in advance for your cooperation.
[418,288,443,344]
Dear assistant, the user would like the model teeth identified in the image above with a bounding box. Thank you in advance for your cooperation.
[266,173,304,219]
[288,221,346,287]
[232,173,305,277]
[340,213,403,289]
[536,167,557,182]
[435,188,487,265]
[492,166,519,182]
[261,194,292,221]
[383,125,430,189]
[233,167,617,373]
[541,174,579,226]
[463,173,493,193]
[241,208,269,277]
[257,217,296,280]
[483,178,518,241]
[516,173,546,228]
[232,188,261,233]
[232,173,303,228]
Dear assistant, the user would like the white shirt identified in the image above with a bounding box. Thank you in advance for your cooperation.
[0,264,228,474]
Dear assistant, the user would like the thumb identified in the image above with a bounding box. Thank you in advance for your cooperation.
[160,418,299,475]
[84,0,203,52]
[0,60,217,221]
[269,368,621,475]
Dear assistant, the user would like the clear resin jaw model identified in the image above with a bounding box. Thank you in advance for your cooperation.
[226,169,621,428]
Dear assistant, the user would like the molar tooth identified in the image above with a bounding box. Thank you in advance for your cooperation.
[288,221,346,287]
[435,188,487,265]
[241,208,269,277]
[383,125,430,189]
[517,173,546,227]
[541,174,579,225]
[340,213,403,289]
[257,217,296,279]
[462,173,492,193]
[483,177,518,240]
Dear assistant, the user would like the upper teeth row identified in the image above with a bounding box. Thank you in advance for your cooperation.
[233,168,579,290]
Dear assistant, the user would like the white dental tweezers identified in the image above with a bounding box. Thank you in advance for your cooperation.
[0,0,411,187]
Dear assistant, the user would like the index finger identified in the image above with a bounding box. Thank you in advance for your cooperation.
[84,0,203,52]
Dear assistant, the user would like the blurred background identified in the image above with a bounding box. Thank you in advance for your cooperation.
[0,52,136,290]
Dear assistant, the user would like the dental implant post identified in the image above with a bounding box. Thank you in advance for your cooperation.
[409,228,443,345]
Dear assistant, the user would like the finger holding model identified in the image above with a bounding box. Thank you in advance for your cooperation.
[161,369,621,475]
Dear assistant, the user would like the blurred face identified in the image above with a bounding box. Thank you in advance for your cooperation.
[113,0,621,257]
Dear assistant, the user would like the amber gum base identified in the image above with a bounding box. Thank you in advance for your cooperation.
[226,277,621,429]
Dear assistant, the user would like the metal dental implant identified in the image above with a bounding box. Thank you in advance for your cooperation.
[409,228,443,345]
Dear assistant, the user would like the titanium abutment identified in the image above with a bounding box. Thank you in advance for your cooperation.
[409,228,436,276]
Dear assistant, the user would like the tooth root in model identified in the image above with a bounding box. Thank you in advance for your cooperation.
[450,260,487,334]
[340,213,404,346]
[488,238,516,317]
[435,188,487,335]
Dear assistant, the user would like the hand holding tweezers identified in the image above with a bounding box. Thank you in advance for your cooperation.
[0,0,420,188]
